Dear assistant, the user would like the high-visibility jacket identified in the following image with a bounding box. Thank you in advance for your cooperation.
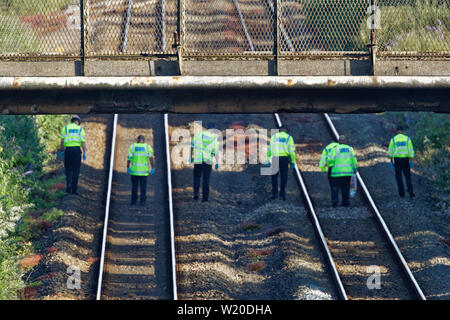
[319,142,339,172]
[61,123,86,147]
[388,134,415,158]
[267,131,296,164]
[328,143,357,177]
[128,143,153,176]
[191,131,219,164]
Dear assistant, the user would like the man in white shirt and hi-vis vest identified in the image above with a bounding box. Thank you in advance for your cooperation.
[60,115,86,195]
[388,125,415,198]
[127,135,155,206]
[190,123,219,202]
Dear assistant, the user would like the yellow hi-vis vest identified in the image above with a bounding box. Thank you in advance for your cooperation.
[388,134,415,158]
[328,143,358,177]
[61,123,86,147]
[128,143,153,176]
[267,131,296,164]
[192,131,219,164]
[319,142,339,172]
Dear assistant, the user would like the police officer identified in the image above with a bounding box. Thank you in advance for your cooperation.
[327,135,357,208]
[191,123,219,202]
[388,126,415,198]
[127,135,155,206]
[60,115,86,195]
[266,125,296,201]
[319,138,340,189]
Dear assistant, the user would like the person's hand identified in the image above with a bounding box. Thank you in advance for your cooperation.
[189,156,193,164]
[263,161,270,167]
[215,163,219,170]
[150,168,155,175]
[82,153,86,161]
[127,168,131,174]
[390,162,394,169]
[60,151,64,160]
[410,160,413,169]
[291,162,297,170]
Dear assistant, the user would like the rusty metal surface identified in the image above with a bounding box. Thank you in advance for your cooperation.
[1,75,449,90]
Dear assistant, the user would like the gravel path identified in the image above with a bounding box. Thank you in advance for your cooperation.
[170,114,338,300]
[32,115,112,299]
[328,113,450,300]
[100,114,172,299]
[279,113,417,300]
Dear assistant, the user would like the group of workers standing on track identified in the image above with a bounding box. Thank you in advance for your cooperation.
[59,116,415,208]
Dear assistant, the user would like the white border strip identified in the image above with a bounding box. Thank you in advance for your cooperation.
[323,113,426,300]
[96,113,119,300]
[274,113,348,300]
[164,113,178,300]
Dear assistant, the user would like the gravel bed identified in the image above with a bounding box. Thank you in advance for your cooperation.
[170,114,338,300]
[30,115,113,299]
[280,113,418,300]
[328,113,449,300]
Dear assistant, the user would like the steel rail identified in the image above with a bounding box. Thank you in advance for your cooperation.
[164,113,178,300]
[232,0,255,52]
[96,113,119,300]
[322,113,427,300]
[273,113,348,300]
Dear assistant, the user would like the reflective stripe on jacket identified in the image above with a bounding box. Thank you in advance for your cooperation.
[328,144,357,177]
[319,142,339,172]
[267,131,295,164]
[192,131,219,164]
[61,123,85,147]
[128,143,153,176]
[388,134,415,158]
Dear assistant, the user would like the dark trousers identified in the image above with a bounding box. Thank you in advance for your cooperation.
[272,156,289,198]
[394,157,413,196]
[131,175,148,204]
[64,147,81,193]
[330,176,351,207]
[193,163,212,200]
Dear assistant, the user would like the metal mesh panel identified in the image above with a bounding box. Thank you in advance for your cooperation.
[183,0,274,56]
[86,0,177,56]
[376,0,450,56]
[0,0,81,58]
[280,0,370,54]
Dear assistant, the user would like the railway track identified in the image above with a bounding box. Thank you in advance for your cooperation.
[96,114,176,299]
[277,112,427,300]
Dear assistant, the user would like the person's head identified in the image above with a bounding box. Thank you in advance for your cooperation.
[280,124,289,133]
[338,135,346,144]
[71,115,81,125]
[137,135,145,143]
[396,125,405,133]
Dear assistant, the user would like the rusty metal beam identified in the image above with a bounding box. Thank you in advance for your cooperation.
[1,76,449,90]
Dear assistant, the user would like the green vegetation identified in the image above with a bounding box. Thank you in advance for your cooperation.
[358,0,450,52]
[0,0,71,16]
[0,115,70,299]
[387,112,450,209]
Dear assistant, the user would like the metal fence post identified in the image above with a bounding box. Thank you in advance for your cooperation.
[80,0,85,76]
[176,0,184,75]
[370,0,378,75]
[275,0,281,75]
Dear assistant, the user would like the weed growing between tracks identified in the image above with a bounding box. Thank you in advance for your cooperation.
[0,115,71,299]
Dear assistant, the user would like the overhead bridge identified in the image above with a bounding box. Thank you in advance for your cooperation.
[0,76,449,114]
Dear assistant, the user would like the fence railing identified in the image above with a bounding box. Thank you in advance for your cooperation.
[0,0,448,59]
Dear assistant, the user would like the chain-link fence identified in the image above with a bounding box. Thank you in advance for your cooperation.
[85,0,177,56]
[375,0,450,56]
[0,0,81,58]
[0,0,448,59]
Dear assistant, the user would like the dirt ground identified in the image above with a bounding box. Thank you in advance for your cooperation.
[280,112,449,300]
[170,114,338,300]
[31,114,112,300]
